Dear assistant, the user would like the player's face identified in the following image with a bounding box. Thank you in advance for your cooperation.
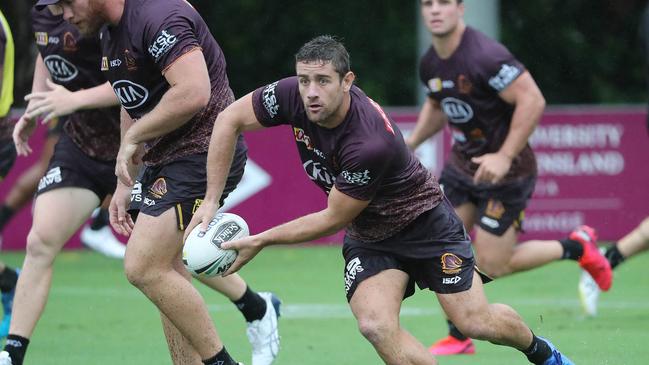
[296,61,354,128]
[420,0,464,37]
[56,0,107,36]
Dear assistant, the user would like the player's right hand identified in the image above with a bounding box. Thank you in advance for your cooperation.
[109,181,135,236]
[184,200,220,243]
[12,115,36,156]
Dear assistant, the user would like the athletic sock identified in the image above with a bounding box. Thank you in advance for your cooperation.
[604,244,625,269]
[447,319,468,341]
[4,334,29,365]
[89,208,110,230]
[232,286,267,322]
[0,266,18,293]
[202,346,237,365]
[0,205,15,231]
[523,334,552,365]
[559,239,583,260]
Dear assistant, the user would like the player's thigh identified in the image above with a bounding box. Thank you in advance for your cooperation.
[436,273,489,327]
[349,269,409,327]
[454,202,477,230]
[30,187,100,250]
[126,207,184,269]
[472,225,518,269]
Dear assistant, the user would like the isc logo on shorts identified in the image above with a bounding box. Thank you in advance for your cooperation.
[442,276,462,285]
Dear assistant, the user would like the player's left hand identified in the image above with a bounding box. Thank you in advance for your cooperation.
[472,152,512,185]
[220,235,264,276]
[115,134,141,186]
[24,79,79,123]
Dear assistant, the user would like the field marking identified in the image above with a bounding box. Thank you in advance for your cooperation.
[50,286,649,318]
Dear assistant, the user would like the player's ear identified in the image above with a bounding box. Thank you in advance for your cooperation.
[342,71,355,92]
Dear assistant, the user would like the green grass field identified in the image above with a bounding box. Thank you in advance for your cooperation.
[1,245,647,365]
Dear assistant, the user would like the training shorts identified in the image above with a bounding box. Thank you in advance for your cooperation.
[342,198,486,302]
[36,132,116,201]
[439,164,536,236]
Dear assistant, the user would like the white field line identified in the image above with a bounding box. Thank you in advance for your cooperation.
[50,286,649,318]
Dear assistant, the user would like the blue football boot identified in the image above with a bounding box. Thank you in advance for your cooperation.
[540,337,575,365]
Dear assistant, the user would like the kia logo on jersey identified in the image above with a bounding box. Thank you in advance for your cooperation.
[43,55,78,82]
[112,80,149,109]
[441,97,474,124]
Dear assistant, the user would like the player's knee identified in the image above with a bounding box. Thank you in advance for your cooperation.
[25,229,59,265]
[356,316,397,345]
[453,317,491,340]
[124,258,150,288]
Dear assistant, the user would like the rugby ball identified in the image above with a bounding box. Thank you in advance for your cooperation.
[182,212,248,277]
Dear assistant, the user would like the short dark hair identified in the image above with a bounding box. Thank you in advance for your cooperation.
[295,35,350,80]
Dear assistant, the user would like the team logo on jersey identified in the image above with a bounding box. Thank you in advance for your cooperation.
[441,253,463,275]
[261,81,279,118]
[303,160,335,188]
[488,64,521,92]
[101,57,109,71]
[440,97,473,124]
[43,55,79,82]
[63,32,78,52]
[457,74,472,94]
[149,178,168,199]
[340,170,371,186]
[124,49,137,71]
[35,32,48,46]
[485,199,505,219]
[148,29,178,61]
[112,80,149,109]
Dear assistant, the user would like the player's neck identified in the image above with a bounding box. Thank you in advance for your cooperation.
[105,0,126,25]
[431,22,466,60]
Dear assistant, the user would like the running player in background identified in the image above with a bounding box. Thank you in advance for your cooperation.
[0,8,20,339]
[407,0,613,355]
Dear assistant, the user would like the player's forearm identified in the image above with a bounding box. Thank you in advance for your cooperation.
[499,94,545,159]
[257,209,348,247]
[204,119,239,205]
[31,54,49,94]
[407,98,446,149]
[71,82,118,111]
[126,82,208,144]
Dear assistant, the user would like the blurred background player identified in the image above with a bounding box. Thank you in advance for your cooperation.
[579,217,649,316]
[0,8,19,339]
[407,0,613,355]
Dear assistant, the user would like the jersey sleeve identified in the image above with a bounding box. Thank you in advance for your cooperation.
[478,41,526,93]
[251,77,301,127]
[141,3,201,73]
[334,139,394,201]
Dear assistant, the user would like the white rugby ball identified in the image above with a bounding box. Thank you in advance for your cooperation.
[182,212,249,277]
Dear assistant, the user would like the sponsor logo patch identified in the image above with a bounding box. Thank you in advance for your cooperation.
[101,57,109,71]
[428,77,442,92]
[130,182,142,202]
[192,198,203,214]
[488,64,521,91]
[303,160,335,188]
[43,55,79,82]
[442,276,462,285]
[148,29,178,61]
[261,81,279,118]
[441,253,463,275]
[340,169,371,186]
[112,80,149,109]
[35,32,48,46]
[441,97,473,124]
[480,216,500,229]
[38,167,62,190]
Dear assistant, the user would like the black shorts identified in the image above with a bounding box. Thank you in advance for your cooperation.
[36,132,116,201]
[0,139,16,179]
[128,152,246,231]
[439,165,536,236]
[342,199,483,302]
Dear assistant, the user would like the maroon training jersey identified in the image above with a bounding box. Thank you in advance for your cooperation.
[31,7,120,161]
[99,0,238,166]
[252,77,443,242]
[0,19,11,139]
[419,27,537,181]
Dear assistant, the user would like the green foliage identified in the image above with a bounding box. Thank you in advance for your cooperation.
[500,0,648,104]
